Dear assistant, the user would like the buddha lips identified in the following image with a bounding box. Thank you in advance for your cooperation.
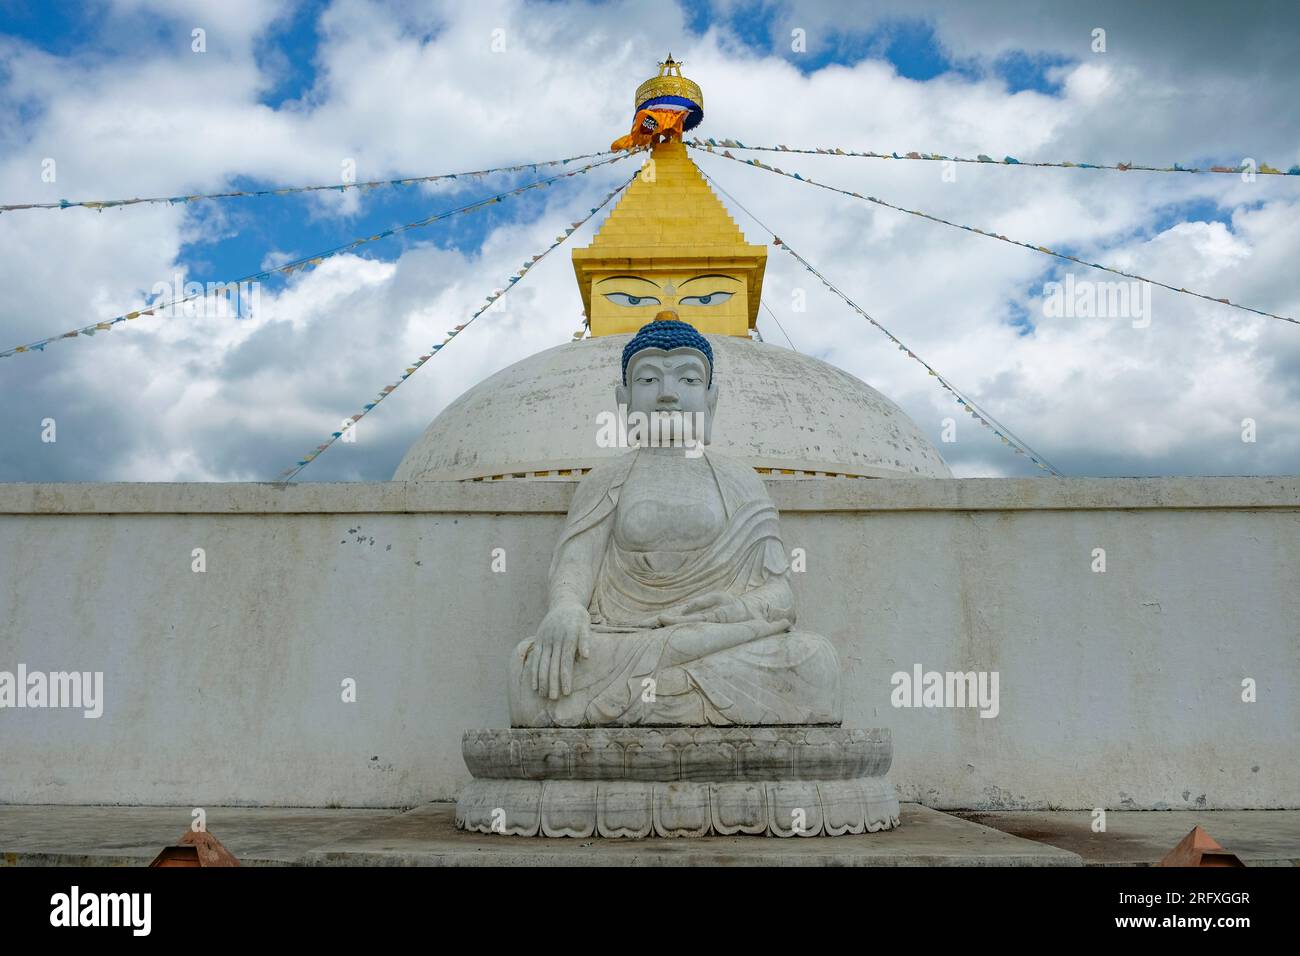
[595,405,707,458]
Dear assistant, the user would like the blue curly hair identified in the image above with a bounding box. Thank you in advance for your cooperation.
[621,317,714,385]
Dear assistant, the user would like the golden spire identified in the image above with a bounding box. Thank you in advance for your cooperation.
[574,63,766,338]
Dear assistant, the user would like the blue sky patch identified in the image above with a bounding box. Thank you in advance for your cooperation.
[1006,298,1035,336]
[993,50,1072,95]
[1149,196,1231,234]
[254,0,327,108]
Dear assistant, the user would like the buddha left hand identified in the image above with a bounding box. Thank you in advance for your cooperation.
[657,591,752,626]
[530,602,592,700]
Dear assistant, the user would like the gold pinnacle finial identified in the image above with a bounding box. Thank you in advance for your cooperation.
[633,58,703,117]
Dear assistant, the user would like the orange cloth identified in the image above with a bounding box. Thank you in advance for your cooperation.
[611,108,687,152]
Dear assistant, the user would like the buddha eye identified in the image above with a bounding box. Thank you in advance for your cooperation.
[603,292,661,307]
[679,291,733,307]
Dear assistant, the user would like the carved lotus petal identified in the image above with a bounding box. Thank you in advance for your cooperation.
[653,782,711,837]
[596,782,653,838]
[710,782,767,835]
[540,781,597,838]
[766,781,824,837]
[819,781,868,836]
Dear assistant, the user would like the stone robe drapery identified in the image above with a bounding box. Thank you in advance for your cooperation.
[509,449,842,727]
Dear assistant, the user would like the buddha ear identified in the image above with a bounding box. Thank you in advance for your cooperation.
[615,382,630,409]
[704,380,718,444]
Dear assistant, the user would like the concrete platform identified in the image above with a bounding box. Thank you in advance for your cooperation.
[301,804,1079,866]
[0,803,1078,867]
[956,810,1300,867]
[5,804,1296,866]
[0,806,393,867]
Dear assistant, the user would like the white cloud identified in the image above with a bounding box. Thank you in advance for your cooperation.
[1,0,1297,481]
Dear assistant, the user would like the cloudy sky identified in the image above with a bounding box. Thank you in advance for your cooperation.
[1,0,1298,481]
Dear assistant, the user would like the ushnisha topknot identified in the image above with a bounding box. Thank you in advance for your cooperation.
[621,312,714,385]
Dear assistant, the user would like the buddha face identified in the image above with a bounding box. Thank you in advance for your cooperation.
[592,272,747,336]
[615,348,717,448]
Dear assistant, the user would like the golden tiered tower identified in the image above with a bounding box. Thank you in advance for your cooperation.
[572,63,767,337]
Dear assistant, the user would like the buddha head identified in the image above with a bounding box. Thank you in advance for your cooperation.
[615,313,717,449]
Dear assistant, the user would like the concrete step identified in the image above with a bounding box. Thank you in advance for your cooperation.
[0,803,1080,867]
[8,803,1295,867]
[953,810,1300,867]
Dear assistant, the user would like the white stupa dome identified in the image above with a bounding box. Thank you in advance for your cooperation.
[393,334,951,481]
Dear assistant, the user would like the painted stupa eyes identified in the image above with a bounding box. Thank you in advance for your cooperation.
[680,292,732,306]
[604,291,733,307]
[604,293,661,307]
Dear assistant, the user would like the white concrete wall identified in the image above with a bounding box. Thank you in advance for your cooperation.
[1,478,1296,810]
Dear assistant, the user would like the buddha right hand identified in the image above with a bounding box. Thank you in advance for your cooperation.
[530,602,592,700]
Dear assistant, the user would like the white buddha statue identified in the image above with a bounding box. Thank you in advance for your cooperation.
[510,315,842,727]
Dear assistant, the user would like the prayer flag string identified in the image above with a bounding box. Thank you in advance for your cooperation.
[0,153,631,360]
[0,150,616,214]
[689,143,1299,326]
[693,138,1300,177]
[276,172,638,483]
[773,237,1063,474]
[698,166,1063,476]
